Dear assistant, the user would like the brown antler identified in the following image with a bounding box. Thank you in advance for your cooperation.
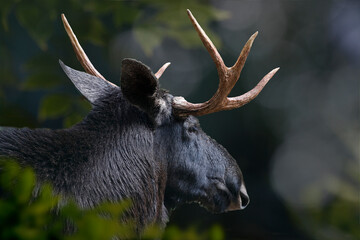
[61,14,170,80]
[61,14,107,80]
[155,62,171,79]
[172,10,279,117]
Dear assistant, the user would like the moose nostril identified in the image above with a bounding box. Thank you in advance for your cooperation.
[239,184,249,209]
[225,183,250,211]
[240,191,249,209]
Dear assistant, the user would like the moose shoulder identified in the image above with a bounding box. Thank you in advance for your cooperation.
[0,10,278,233]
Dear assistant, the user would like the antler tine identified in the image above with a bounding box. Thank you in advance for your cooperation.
[155,62,171,79]
[225,67,280,110]
[228,32,258,88]
[61,14,106,80]
[61,14,170,81]
[172,10,279,117]
[186,9,226,76]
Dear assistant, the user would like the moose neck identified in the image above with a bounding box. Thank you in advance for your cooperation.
[76,90,170,226]
[0,90,171,229]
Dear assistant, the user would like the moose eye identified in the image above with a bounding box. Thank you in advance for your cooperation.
[187,126,198,133]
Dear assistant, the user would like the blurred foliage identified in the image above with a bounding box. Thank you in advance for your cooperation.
[0,0,228,129]
[0,158,224,239]
[281,160,360,240]
[162,225,224,240]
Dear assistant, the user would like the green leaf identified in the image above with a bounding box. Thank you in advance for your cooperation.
[134,26,163,56]
[15,2,55,50]
[0,160,21,191]
[0,201,17,222]
[22,72,62,90]
[0,1,13,31]
[141,224,163,239]
[63,113,83,128]
[166,28,202,48]
[163,225,181,240]
[208,224,225,240]
[25,53,57,71]
[95,199,132,218]
[113,4,139,27]
[86,17,107,46]
[13,168,35,204]
[38,94,72,120]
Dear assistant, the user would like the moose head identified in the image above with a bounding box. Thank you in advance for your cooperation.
[0,10,278,232]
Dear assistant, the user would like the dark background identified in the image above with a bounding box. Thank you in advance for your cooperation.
[0,0,358,239]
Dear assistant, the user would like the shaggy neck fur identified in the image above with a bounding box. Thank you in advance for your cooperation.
[0,89,169,231]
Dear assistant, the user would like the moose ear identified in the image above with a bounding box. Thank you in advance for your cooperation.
[120,58,159,113]
[59,60,118,104]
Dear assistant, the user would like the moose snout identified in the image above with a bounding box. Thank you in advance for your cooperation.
[227,184,250,211]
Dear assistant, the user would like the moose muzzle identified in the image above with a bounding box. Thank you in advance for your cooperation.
[227,183,250,211]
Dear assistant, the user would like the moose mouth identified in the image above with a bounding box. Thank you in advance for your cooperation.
[164,178,249,213]
[199,179,249,213]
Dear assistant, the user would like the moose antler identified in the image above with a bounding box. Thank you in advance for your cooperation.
[61,14,170,80]
[172,10,279,117]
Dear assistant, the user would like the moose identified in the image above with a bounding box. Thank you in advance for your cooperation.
[0,10,278,233]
